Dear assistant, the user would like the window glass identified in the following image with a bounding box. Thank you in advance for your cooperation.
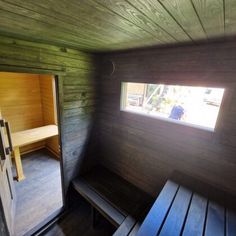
[121,82,224,130]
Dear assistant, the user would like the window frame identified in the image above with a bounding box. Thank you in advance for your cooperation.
[120,82,225,132]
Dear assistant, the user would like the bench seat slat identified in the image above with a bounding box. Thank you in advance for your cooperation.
[204,201,225,236]
[136,180,179,236]
[226,209,236,236]
[113,216,136,236]
[182,193,207,236]
[82,166,153,218]
[159,186,192,236]
[128,222,141,236]
[11,125,58,147]
[72,178,125,227]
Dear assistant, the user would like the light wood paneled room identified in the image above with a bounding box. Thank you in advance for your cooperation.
[1,1,236,236]
[0,72,63,236]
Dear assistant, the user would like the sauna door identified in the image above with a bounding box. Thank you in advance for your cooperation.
[0,112,16,235]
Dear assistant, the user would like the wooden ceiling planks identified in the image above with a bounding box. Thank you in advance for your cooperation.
[0,8,100,50]
[225,0,236,36]
[158,0,207,41]
[0,0,234,51]
[0,0,108,49]
[9,0,159,50]
[126,0,191,42]
[2,0,131,45]
[33,0,141,43]
[70,0,153,39]
[192,0,225,38]
[94,0,176,43]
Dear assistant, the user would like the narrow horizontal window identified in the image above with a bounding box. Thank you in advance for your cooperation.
[121,82,224,130]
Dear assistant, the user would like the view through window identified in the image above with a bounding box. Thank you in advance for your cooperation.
[121,82,224,130]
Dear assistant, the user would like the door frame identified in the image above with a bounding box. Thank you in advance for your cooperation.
[0,196,9,235]
[0,68,67,235]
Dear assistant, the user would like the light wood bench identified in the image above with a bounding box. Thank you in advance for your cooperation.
[11,125,58,181]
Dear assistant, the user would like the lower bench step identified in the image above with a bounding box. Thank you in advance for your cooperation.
[72,178,126,227]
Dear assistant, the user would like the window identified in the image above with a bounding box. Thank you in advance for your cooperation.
[121,82,224,130]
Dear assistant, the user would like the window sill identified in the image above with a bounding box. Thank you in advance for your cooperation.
[120,109,215,133]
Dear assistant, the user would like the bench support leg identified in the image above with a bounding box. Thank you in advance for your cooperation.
[91,206,97,228]
[13,147,25,181]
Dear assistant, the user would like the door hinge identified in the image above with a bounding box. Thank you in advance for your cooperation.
[5,147,11,155]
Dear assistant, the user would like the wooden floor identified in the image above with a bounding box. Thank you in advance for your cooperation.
[13,149,63,236]
[42,199,115,236]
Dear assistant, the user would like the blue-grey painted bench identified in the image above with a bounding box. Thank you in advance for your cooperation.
[136,172,236,236]
[72,165,153,235]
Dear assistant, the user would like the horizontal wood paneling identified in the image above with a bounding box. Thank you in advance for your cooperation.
[0,72,46,153]
[0,35,97,196]
[0,72,61,155]
[0,72,43,131]
[98,40,236,197]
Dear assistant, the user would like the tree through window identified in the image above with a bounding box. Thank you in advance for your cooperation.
[121,82,224,130]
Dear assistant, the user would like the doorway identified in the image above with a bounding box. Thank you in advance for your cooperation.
[0,72,64,236]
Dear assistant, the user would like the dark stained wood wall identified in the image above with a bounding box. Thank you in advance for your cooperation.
[0,35,97,195]
[98,40,236,197]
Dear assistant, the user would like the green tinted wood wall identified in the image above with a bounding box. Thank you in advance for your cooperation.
[0,35,97,194]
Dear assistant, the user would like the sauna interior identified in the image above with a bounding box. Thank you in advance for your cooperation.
[0,72,63,236]
[0,1,236,236]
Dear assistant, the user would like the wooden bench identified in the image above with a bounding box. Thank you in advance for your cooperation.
[113,217,141,236]
[11,125,58,181]
[72,166,153,235]
[136,172,236,236]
